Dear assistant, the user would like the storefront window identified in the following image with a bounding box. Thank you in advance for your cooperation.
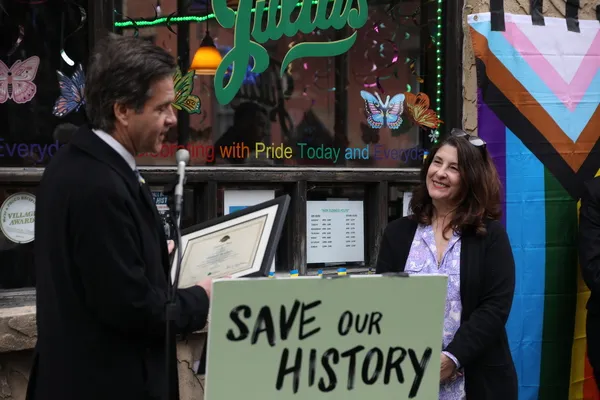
[0,0,89,168]
[116,0,442,168]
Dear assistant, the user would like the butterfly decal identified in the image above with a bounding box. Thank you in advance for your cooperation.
[53,63,86,118]
[0,56,40,104]
[360,90,405,130]
[403,92,443,129]
[172,66,201,114]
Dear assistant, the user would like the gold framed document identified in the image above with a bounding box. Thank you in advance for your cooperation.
[170,195,290,288]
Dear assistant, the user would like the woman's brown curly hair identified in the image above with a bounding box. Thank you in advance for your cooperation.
[409,134,502,237]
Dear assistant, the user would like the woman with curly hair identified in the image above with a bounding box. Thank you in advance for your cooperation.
[376,129,518,399]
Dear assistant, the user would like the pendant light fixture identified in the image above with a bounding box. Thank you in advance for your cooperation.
[189,0,222,75]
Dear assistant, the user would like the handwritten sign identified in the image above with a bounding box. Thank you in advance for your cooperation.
[211,0,369,104]
[205,275,447,399]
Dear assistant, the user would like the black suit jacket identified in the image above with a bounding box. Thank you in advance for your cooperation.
[579,176,600,315]
[27,126,210,400]
[376,217,518,399]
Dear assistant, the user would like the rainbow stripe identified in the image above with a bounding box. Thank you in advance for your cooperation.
[469,12,600,399]
[570,170,600,400]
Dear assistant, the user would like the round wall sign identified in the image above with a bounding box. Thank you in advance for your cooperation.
[0,192,36,244]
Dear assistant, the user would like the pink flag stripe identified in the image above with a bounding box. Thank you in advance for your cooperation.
[502,21,600,111]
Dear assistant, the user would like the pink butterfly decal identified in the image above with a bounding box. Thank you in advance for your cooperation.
[0,56,40,104]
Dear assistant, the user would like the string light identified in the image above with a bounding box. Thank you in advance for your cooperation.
[433,0,443,144]
[114,0,323,28]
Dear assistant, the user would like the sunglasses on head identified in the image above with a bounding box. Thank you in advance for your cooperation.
[451,128,487,149]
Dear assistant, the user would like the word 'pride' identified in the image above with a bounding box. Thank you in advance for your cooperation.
[212,0,368,104]
[226,300,432,397]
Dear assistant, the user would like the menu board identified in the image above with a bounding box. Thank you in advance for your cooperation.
[306,201,364,264]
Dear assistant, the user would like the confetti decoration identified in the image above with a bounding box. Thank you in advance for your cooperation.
[286,33,337,103]
[0,56,40,104]
[61,2,87,66]
[406,57,424,83]
[351,22,399,94]
[6,24,24,57]
[114,9,140,37]
[53,63,86,118]
[428,130,440,143]
[360,90,405,130]
[166,12,177,35]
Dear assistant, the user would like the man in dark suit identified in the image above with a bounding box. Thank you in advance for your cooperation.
[27,34,212,400]
[579,175,600,390]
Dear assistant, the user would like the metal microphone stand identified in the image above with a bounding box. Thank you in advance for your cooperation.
[165,182,185,400]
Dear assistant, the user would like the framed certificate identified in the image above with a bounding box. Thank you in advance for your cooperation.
[170,195,290,288]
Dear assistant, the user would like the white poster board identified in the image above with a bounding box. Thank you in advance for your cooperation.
[224,190,276,272]
[306,200,364,264]
[205,275,448,400]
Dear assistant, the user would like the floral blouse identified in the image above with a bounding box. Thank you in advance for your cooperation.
[404,224,466,400]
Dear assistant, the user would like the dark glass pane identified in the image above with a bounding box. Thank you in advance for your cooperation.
[0,187,37,289]
[113,0,441,167]
[0,1,89,168]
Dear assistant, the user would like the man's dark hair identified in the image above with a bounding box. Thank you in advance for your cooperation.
[84,33,177,133]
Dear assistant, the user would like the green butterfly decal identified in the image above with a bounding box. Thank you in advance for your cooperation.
[172,66,202,114]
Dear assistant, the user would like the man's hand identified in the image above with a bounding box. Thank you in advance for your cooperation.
[167,240,175,254]
[196,279,213,298]
[440,353,457,383]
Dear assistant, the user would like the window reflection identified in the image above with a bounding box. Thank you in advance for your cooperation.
[118,0,438,168]
[0,0,89,168]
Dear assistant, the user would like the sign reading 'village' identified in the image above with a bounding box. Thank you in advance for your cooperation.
[211,0,369,104]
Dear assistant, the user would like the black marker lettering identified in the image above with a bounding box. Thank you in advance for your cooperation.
[384,346,407,384]
[276,348,302,393]
[408,347,432,398]
[299,300,322,340]
[318,349,339,392]
[354,313,369,334]
[251,306,276,346]
[308,349,317,387]
[279,300,300,340]
[361,348,384,384]
[225,305,251,341]
[340,345,364,390]
[337,310,353,336]
[368,312,383,335]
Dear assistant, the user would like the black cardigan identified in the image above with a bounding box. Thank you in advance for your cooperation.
[376,217,518,399]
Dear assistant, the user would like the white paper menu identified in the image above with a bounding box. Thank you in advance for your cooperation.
[306,200,365,264]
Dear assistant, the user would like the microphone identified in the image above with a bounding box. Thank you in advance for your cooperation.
[166,148,189,400]
[174,149,190,216]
